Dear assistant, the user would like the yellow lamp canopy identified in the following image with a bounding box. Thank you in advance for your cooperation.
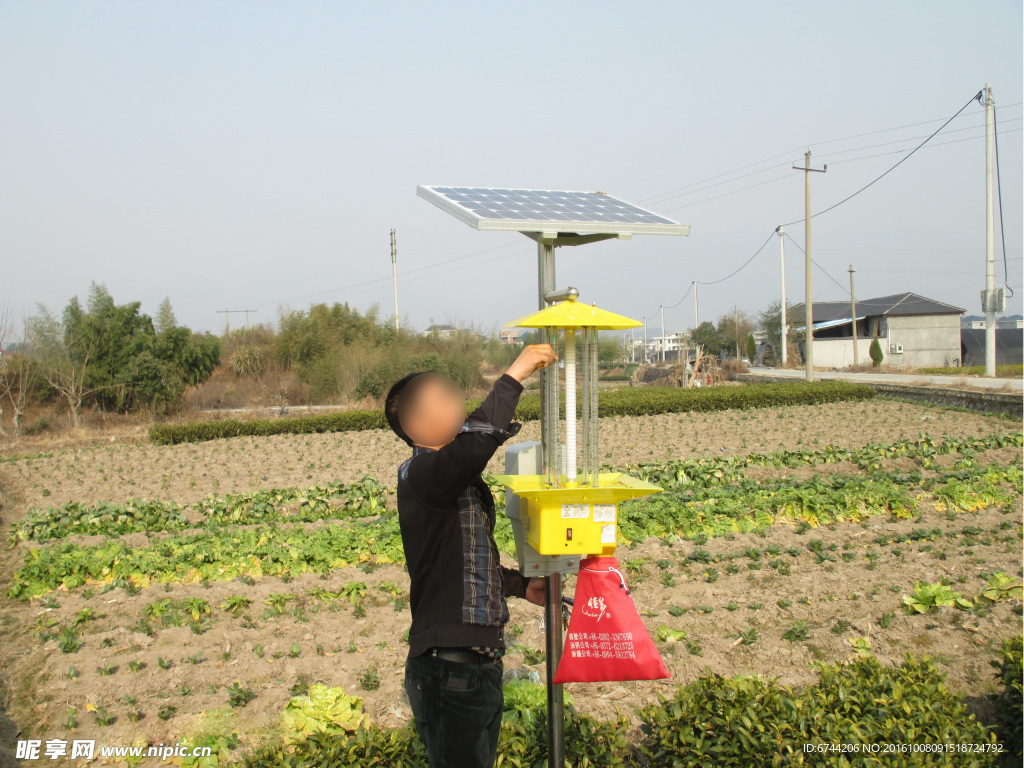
[505,297,641,331]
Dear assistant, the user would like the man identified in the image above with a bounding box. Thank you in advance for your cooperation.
[385,344,557,767]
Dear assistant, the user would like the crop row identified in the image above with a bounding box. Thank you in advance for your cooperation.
[617,460,1021,542]
[625,430,1024,489]
[149,380,875,445]
[7,477,387,544]
[10,458,1020,600]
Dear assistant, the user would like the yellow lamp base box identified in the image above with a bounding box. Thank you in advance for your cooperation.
[491,472,662,557]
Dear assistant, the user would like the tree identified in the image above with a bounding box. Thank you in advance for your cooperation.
[746,334,757,364]
[29,286,221,419]
[869,335,884,368]
[758,301,804,365]
[28,305,103,430]
[716,311,755,360]
[155,298,177,334]
[598,335,625,365]
[0,301,11,435]
[689,322,723,355]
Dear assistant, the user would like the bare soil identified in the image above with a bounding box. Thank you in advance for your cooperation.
[0,399,1020,766]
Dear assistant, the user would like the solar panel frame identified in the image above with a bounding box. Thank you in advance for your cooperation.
[417,185,690,236]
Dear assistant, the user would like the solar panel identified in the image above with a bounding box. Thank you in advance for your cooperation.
[417,186,690,237]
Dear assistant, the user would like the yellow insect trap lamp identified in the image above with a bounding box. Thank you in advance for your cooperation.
[493,296,662,563]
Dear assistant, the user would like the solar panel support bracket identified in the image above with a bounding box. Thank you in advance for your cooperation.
[523,232,627,247]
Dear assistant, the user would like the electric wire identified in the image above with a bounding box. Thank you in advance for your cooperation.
[696,231,777,287]
[782,91,984,227]
[639,101,1022,208]
[994,103,1014,298]
[658,126,1023,214]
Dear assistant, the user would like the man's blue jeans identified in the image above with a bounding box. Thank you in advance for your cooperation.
[405,652,504,768]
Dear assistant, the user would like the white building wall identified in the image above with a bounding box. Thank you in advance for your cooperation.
[883,314,962,368]
[811,338,875,368]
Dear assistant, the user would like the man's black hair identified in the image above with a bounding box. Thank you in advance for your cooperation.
[385,370,443,447]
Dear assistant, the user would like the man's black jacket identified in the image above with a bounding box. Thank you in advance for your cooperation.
[397,373,529,658]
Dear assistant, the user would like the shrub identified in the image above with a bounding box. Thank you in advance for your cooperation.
[151,381,875,445]
[638,654,999,767]
[991,635,1022,758]
[870,334,884,367]
[242,654,998,767]
[230,346,265,379]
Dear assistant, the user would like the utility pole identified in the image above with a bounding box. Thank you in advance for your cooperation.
[216,309,257,335]
[734,305,740,361]
[793,148,827,381]
[660,304,665,363]
[983,83,997,376]
[390,229,400,333]
[849,265,859,367]
[778,225,788,366]
[693,281,699,330]
[643,316,648,364]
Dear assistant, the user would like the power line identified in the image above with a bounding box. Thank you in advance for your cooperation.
[783,232,849,296]
[826,127,1023,166]
[282,239,524,303]
[697,231,778,287]
[639,101,1022,207]
[994,102,1014,298]
[655,126,1023,215]
[783,90,984,227]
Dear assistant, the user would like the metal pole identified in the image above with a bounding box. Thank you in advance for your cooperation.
[660,304,665,363]
[849,265,859,368]
[589,327,598,486]
[593,325,598,483]
[778,225,788,366]
[643,316,648,364]
[391,229,400,332]
[585,331,593,487]
[536,239,564,768]
[984,83,996,376]
[564,330,577,483]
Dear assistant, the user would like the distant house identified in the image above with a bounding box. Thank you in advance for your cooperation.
[962,313,1023,330]
[421,324,458,339]
[499,328,522,345]
[790,292,964,368]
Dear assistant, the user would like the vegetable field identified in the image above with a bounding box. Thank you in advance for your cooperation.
[0,397,1020,766]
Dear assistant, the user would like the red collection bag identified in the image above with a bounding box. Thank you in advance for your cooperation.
[552,556,670,684]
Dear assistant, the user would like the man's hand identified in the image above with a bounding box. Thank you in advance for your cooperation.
[524,577,545,607]
[506,344,558,382]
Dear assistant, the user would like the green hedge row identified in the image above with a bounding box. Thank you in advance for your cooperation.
[240,650,1014,768]
[151,381,875,445]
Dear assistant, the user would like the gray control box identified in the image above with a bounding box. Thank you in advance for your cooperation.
[504,441,580,577]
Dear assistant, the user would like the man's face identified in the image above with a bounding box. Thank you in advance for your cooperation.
[402,375,466,447]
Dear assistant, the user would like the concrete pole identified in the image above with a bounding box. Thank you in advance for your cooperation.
[660,304,665,363]
[693,282,699,330]
[778,225,788,366]
[734,305,740,360]
[390,229,400,332]
[643,316,648,364]
[793,148,826,382]
[804,150,814,381]
[849,265,859,367]
[984,83,997,376]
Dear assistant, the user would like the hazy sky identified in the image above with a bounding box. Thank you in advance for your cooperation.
[2,1,1022,339]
